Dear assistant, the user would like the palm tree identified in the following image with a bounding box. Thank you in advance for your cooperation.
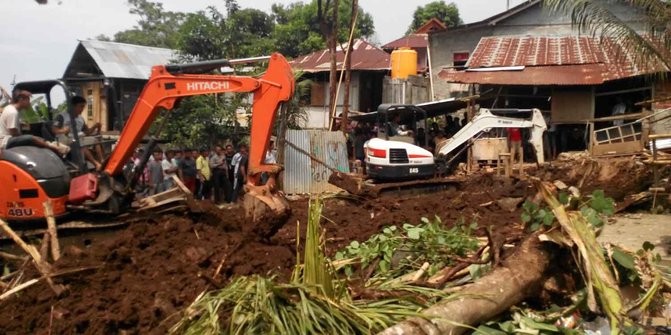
[544,0,671,72]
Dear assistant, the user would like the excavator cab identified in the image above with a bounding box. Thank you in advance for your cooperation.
[11,80,87,171]
[375,104,429,147]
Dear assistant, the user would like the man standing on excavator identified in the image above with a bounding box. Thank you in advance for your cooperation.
[53,96,105,170]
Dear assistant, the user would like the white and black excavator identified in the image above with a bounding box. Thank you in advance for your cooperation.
[353,104,546,182]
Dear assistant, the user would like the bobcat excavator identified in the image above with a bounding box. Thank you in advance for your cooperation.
[0,53,294,225]
[330,104,546,196]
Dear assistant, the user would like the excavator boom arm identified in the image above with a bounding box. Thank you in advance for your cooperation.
[103,53,294,178]
[437,108,547,163]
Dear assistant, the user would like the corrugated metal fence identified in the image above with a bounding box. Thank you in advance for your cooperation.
[283,130,350,195]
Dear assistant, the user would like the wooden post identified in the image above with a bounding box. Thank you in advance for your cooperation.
[43,200,61,261]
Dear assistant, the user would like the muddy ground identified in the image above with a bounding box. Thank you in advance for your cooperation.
[0,156,656,335]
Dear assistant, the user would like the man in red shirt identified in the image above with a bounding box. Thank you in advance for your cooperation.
[508,127,523,165]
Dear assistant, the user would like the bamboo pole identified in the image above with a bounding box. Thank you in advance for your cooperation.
[0,251,27,262]
[0,218,64,296]
[43,200,61,261]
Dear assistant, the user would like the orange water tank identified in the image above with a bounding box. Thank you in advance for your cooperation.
[391,48,418,79]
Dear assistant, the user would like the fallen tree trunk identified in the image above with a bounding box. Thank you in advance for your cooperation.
[378,233,557,335]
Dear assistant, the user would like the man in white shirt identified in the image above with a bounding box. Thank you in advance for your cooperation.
[0,90,68,155]
[612,97,626,126]
[161,149,179,190]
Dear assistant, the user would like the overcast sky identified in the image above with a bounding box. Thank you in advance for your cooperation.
[0,0,526,91]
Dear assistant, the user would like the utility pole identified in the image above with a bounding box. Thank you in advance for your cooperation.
[506,0,510,10]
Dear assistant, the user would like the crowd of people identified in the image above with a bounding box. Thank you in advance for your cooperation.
[125,139,278,204]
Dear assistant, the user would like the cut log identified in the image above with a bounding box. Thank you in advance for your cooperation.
[377,233,556,335]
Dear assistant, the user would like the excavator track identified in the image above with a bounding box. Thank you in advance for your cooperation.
[329,172,463,198]
[368,177,463,198]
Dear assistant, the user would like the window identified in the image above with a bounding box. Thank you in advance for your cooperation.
[453,52,470,68]
[87,89,94,119]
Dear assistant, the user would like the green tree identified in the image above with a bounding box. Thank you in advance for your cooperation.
[544,0,671,71]
[178,5,275,60]
[111,0,185,48]
[154,93,249,148]
[271,0,375,58]
[407,1,462,34]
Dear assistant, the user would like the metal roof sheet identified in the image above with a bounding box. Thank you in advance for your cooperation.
[76,40,177,79]
[443,35,664,86]
[467,36,607,68]
[440,64,608,85]
[290,39,390,73]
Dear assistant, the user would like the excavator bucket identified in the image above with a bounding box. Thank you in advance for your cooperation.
[135,176,202,215]
[242,174,290,239]
[328,172,371,196]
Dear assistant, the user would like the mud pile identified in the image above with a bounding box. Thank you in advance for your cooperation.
[533,155,654,200]
[0,177,535,334]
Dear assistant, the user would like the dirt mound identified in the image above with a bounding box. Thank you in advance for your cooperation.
[533,156,653,200]
[0,177,532,334]
[277,174,529,254]
[0,211,295,335]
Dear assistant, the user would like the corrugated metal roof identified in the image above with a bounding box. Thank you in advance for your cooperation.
[382,34,428,49]
[467,36,605,68]
[282,130,350,195]
[440,64,608,85]
[290,39,390,73]
[76,40,177,79]
[442,35,664,86]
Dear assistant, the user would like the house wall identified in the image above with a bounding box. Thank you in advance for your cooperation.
[651,81,671,135]
[382,75,430,105]
[429,1,649,100]
[303,71,386,129]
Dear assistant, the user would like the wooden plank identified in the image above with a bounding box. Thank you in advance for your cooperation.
[592,141,642,157]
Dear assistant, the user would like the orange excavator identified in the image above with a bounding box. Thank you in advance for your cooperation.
[0,53,294,224]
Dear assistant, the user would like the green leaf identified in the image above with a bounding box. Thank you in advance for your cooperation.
[590,190,615,215]
[349,241,360,249]
[474,325,507,335]
[521,213,532,223]
[421,217,430,224]
[498,321,515,333]
[407,228,421,240]
[530,222,541,231]
[543,212,556,226]
[522,200,536,211]
[642,241,655,251]
[612,248,636,270]
[559,192,569,205]
[379,260,390,272]
[335,251,344,260]
[580,207,603,227]
[522,317,559,332]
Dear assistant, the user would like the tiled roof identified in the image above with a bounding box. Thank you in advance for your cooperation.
[382,34,428,49]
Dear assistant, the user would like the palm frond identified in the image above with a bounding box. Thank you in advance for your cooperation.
[543,0,671,72]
